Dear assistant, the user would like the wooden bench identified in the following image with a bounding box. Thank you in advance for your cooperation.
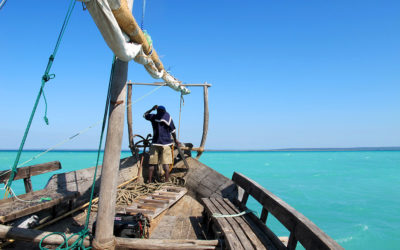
[202,197,277,250]
[0,161,79,223]
[202,172,343,250]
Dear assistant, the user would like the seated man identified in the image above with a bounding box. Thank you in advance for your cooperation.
[143,105,179,183]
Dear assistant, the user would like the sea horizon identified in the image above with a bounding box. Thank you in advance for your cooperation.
[1,146,399,152]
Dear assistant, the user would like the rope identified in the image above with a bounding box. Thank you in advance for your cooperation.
[4,0,76,199]
[141,0,146,30]
[0,0,7,10]
[178,93,184,140]
[39,57,116,250]
[212,209,257,218]
[1,85,163,198]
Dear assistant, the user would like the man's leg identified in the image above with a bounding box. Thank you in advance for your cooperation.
[162,164,169,182]
[148,165,155,183]
[148,146,159,183]
[161,145,173,182]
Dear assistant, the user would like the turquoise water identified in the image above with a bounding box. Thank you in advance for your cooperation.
[1,150,399,249]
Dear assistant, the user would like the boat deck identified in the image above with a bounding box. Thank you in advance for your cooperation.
[150,195,205,240]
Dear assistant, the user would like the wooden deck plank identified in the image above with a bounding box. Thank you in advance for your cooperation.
[223,198,280,250]
[126,187,187,220]
[214,198,267,250]
[202,198,244,250]
[210,198,255,250]
[139,198,169,204]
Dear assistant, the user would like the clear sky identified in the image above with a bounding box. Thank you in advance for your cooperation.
[0,0,399,150]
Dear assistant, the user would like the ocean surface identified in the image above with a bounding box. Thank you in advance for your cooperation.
[0,150,399,249]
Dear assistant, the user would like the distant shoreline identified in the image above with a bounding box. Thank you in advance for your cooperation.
[0,147,399,152]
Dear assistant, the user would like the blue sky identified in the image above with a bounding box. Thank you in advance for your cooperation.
[0,0,399,150]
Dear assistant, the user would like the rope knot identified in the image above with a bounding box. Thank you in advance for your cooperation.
[42,73,55,83]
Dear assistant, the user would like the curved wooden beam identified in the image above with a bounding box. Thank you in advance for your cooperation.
[196,85,209,159]
[127,84,135,155]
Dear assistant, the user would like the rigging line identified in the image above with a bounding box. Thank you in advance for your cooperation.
[131,84,164,106]
[141,0,146,30]
[15,121,102,169]
[0,0,7,10]
[1,84,164,177]
[84,56,115,230]
[4,0,76,199]
[178,93,184,140]
[6,187,40,203]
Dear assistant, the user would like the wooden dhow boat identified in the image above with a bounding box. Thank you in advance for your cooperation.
[0,0,343,249]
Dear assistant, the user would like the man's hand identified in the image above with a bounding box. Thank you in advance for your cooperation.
[152,105,158,110]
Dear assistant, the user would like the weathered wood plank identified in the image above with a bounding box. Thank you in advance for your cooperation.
[116,238,218,249]
[151,194,173,200]
[242,209,287,250]
[222,198,279,250]
[232,172,343,250]
[210,198,256,250]
[215,198,268,249]
[125,208,155,215]
[0,224,218,249]
[202,198,243,250]
[0,161,61,183]
[138,198,169,204]
[0,191,78,223]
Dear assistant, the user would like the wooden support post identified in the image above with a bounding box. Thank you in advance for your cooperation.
[287,231,298,250]
[196,84,209,159]
[260,207,268,223]
[23,178,32,193]
[127,83,135,155]
[93,59,128,250]
[241,192,249,207]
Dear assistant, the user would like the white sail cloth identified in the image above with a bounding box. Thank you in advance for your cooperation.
[80,0,190,95]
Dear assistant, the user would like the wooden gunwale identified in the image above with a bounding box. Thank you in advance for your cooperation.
[232,172,343,250]
[0,161,61,194]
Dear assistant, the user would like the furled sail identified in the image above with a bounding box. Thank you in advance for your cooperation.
[80,0,190,95]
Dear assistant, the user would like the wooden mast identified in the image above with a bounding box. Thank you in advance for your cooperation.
[93,59,128,250]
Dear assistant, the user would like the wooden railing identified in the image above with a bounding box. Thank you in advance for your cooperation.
[232,172,343,250]
[0,161,61,194]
